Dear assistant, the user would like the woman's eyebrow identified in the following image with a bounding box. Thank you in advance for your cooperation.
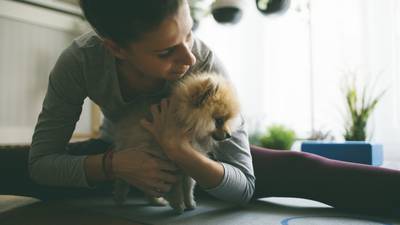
[154,46,175,53]
[153,27,193,53]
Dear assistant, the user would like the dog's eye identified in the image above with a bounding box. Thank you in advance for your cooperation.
[215,118,224,127]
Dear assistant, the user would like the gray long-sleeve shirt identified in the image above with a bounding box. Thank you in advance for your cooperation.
[29,31,255,203]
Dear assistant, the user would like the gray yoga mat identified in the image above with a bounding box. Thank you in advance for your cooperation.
[62,195,399,225]
[1,195,398,225]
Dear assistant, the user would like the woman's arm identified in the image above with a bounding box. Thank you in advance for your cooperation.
[84,154,108,185]
[30,43,179,192]
[168,144,224,189]
[29,43,90,187]
[85,149,177,197]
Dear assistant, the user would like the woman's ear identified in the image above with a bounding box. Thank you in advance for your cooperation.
[103,38,127,59]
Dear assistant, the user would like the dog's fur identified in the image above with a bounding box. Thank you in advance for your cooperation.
[113,72,241,213]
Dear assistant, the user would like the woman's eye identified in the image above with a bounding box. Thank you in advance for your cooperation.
[158,49,174,58]
[157,31,192,59]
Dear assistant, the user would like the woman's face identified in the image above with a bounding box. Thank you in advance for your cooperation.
[120,1,196,81]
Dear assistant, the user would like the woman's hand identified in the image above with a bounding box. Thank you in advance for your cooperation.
[112,149,179,197]
[140,98,192,160]
[140,99,225,190]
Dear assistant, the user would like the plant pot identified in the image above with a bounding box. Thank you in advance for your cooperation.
[301,141,383,166]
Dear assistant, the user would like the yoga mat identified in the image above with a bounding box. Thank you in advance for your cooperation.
[1,195,399,225]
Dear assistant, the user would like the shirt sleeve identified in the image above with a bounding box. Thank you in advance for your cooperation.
[191,38,256,204]
[29,43,90,187]
[205,115,255,204]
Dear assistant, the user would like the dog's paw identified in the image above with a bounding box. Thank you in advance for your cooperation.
[170,202,186,214]
[148,197,169,206]
[185,199,197,210]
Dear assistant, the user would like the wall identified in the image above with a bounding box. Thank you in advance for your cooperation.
[1,0,399,161]
[0,0,91,144]
[196,0,400,161]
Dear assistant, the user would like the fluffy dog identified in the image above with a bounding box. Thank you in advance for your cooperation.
[113,72,241,213]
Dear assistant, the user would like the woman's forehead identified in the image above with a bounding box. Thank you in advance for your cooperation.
[133,2,193,51]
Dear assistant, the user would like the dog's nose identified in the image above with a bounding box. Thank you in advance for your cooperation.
[212,130,232,141]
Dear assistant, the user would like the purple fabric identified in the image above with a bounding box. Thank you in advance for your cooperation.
[250,145,400,215]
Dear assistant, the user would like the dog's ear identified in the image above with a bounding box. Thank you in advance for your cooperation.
[193,78,219,107]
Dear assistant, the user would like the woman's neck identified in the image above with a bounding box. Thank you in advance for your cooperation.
[116,59,165,97]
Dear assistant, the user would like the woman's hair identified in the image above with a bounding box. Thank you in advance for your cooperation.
[79,0,183,46]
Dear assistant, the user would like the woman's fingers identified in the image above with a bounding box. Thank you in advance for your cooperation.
[127,176,173,197]
[150,104,160,116]
[159,171,179,184]
[140,119,153,133]
[160,98,168,111]
[153,180,172,193]
[155,158,178,172]
[143,188,163,198]
[142,153,179,184]
[141,99,173,135]
[141,179,173,197]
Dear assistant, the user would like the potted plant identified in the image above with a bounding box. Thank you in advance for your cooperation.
[343,76,386,141]
[188,0,210,30]
[250,124,296,150]
[301,73,387,165]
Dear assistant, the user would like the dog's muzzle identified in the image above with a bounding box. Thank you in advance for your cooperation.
[211,130,232,141]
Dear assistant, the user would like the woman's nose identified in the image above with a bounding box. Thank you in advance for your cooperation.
[175,43,196,66]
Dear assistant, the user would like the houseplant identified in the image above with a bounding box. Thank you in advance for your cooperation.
[302,73,387,165]
[255,124,297,150]
[343,75,386,141]
[188,0,209,30]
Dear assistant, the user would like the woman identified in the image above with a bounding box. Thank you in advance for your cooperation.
[29,0,254,204]
[7,0,399,217]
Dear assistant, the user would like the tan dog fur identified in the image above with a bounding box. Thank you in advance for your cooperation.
[113,72,241,213]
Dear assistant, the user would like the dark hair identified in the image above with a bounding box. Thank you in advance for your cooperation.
[79,0,183,46]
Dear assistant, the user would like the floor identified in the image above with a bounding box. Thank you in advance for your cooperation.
[0,196,143,225]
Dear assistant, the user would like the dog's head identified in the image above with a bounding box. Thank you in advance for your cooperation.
[170,73,241,142]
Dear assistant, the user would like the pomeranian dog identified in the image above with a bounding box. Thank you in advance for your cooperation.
[113,72,241,213]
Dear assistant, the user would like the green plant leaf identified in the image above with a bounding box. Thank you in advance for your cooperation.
[342,73,387,141]
[259,124,296,150]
